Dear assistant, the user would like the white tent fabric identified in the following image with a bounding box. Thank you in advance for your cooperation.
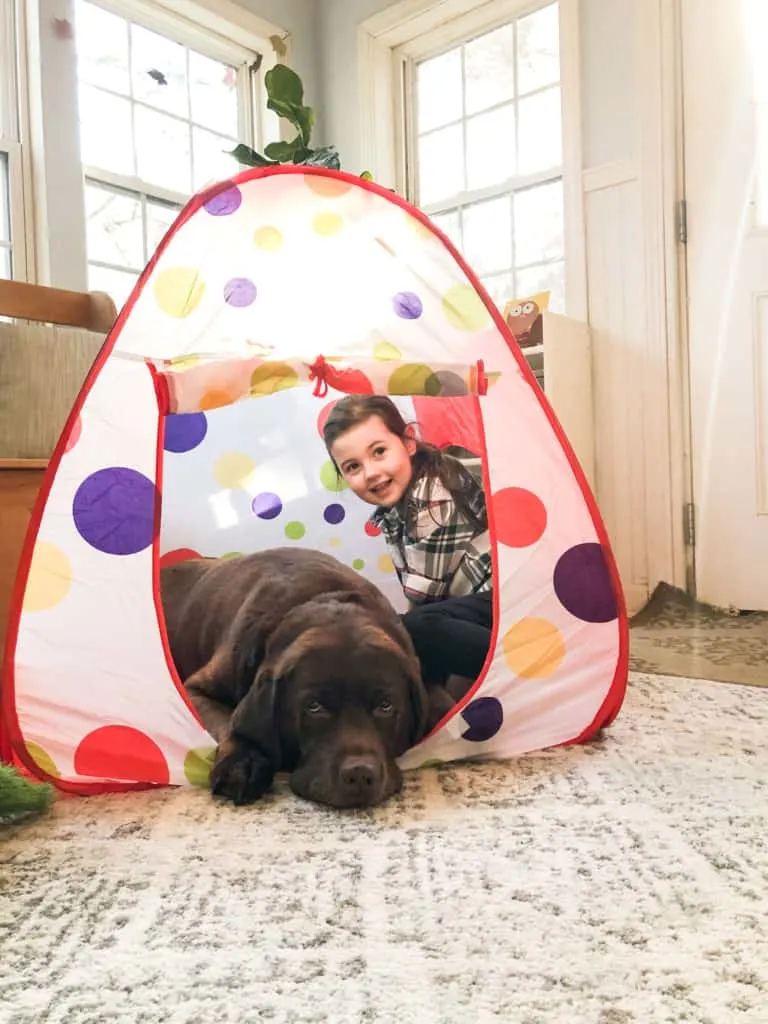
[2,167,627,794]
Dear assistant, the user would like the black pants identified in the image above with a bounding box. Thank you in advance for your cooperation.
[401,592,493,686]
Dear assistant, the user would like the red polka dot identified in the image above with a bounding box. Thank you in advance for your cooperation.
[74,726,170,784]
[317,399,338,439]
[64,415,82,453]
[160,547,201,568]
[365,520,382,538]
[492,488,547,547]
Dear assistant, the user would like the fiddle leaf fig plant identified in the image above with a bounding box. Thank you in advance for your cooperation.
[230,64,343,172]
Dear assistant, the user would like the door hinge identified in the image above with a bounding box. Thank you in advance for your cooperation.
[683,502,696,547]
[676,199,688,244]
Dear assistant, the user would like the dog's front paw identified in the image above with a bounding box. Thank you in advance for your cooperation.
[210,738,275,805]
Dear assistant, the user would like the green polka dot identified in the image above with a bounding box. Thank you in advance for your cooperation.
[222,551,243,560]
[285,521,306,541]
[184,747,216,787]
[387,363,434,395]
[320,460,348,492]
[442,284,491,332]
[352,559,365,571]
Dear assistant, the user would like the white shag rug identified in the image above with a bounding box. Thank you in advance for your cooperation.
[2,672,768,1024]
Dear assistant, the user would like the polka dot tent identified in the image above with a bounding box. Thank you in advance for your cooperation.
[164,412,208,453]
[6,165,626,799]
[73,468,157,556]
[74,726,170,784]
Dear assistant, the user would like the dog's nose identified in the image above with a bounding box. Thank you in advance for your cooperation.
[339,756,380,798]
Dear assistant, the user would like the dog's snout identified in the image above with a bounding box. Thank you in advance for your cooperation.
[339,756,381,798]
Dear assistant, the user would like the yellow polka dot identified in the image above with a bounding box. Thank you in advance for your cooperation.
[313,212,344,236]
[404,213,434,241]
[23,543,72,612]
[329,537,343,548]
[168,354,200,371]
[442,284,491,332]
[184,746,216,787]
[25,741,60,778]
[250,362,299,396]
[254,226,284,251]
[304,175,353,198]
[387,363,434,395]
[214,452,257,490]
[502,618,565,680]
[378,554,395,574]
[154,267,205,318]
[373,341,402,362]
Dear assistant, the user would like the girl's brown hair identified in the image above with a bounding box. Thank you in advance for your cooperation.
[322,395,486,535]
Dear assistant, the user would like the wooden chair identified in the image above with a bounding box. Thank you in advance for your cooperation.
[0,280,117,663]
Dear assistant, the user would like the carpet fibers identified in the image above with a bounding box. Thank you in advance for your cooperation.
[2,672,767,1024]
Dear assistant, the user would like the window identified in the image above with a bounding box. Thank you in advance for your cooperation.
[0,0,26,281]
[74,0,265,308]
[404,2,565,311]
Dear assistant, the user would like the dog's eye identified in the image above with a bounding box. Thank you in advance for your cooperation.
[305,699,325,715]
[375,699,395,716]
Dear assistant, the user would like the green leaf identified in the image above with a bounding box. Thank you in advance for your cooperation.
[360,170,374,181]
[228,143,277,167]
[265,64,304,108]
[264,139,301,161]
[301,146,342,170]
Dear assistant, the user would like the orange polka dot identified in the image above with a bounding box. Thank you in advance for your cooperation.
[502,618,565,679]
[200,387,240,411]
[304,174,353,198]
[74,726,170,784]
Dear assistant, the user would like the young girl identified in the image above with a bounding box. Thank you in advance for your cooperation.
[323,395,493,700]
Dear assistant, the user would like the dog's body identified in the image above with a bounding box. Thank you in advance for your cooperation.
[159,548,436,808]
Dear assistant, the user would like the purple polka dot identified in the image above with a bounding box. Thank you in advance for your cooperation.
[553,542,618,623]
[204,185,242,216]
[164,412,208,453]
[73,467,157,556]
[323,503,345,525]
[393,291,423,320]
[461,697,504,742]
[251,492,283,520]
[224,277,257,307]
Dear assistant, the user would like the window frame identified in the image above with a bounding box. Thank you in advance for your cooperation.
[358,0,586,321]
[0,0,28,280]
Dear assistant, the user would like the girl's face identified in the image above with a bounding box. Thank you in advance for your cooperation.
[329,414,416,507]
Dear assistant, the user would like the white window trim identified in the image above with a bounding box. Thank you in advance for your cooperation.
[358,0,587,321]
[0,0,29,279]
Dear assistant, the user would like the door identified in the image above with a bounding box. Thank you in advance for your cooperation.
[681,0,768,610]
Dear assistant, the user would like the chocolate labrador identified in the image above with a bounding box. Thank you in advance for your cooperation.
[159,548,448,808]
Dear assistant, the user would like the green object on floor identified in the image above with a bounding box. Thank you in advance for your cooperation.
[0,763,54,823]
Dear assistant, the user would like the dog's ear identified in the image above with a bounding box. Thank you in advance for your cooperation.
[228,665,281,768]
[407,667,431,746]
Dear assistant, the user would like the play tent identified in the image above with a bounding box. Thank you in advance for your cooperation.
[0,166,628,795]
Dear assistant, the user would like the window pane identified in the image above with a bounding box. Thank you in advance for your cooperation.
[146,199,180,257]
[74,1,130,96]
[417,49,463,133]
[88,264,139,311]
[78,85,134,176]
[85,184,143,269]
[464,24,516,116]
[514,179,564,266]
[462,197,512,276]
[517,3,560,96]
[417,124,464,205]
[131,24,189,118]
[0,153,10,242]
[189,52,239,136]
[465,105,515,190]
[192,127,239,191]
[516,260,565,313]
[135,107,191,194]
[480,271,515,308]
[430,209,462,250]
[0,246,11,280]
[517,86,562,175]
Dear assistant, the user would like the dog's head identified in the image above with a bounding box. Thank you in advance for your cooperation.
[228,593,428,809]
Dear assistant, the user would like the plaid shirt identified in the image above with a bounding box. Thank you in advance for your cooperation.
[370,461,492,605]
